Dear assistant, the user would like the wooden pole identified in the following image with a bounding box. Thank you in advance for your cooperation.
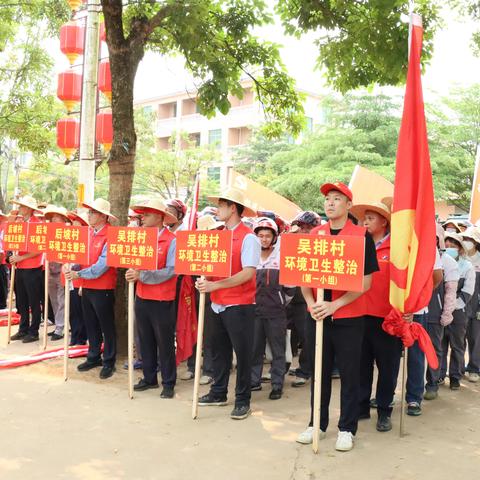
[6,265,16,345]
[312,288,324,454]
[42,260,49,351]
[128,281,135,399]
[192,278,206,420]
[63,279,71,381]
[399,347,408,437]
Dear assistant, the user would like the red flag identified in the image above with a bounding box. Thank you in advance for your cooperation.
[389,14,436,314]
[188,172,200,230]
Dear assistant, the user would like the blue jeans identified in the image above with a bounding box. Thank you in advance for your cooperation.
[406,313,428,404]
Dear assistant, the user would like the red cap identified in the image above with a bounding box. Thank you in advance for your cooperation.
[320,182,353,201]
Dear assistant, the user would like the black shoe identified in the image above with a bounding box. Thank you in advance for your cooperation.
[134,378,159,391]
[160,386,175,399]
[358,411,371,420]
[99,365,115,379]
[198,393,228,406]
[450,378,460,390]
[50,333,64,341]
[407,402,422,416]
[22,334,39,343]
[77,359,102,372]
[230,405,251,420]
[10,331,28,341]
[47,331,55,337]
[376,415,392,432]
[369,398,378,409]
[251,383,262,392]
[269,388,282,400]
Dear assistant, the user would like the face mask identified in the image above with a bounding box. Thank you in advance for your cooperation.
[463,240,475,251]
[445,228,457,233]
[445,247,459,260]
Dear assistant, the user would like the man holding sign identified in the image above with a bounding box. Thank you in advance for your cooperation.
[296,182,378,452]
[196,188,260,421]
[125,199,178,399]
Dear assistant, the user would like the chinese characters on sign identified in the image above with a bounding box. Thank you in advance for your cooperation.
[3,222,28,251]
[27,223,48,253]
[175,230,233,277]
[45,224,90,264]
[106,227,159,270]
[280,234,365,292]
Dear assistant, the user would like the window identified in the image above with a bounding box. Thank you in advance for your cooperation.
[208,129,222,149]
[304,116,313,132]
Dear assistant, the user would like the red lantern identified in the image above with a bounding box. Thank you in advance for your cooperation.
[96,110,113,153]
[98,59,112,102]
[57,118,80,159]
[57,71,82,112]
[60,21,85,65]
[100,22,106,43]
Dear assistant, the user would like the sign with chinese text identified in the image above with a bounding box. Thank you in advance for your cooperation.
[280,234,365,292]
[45,224,90,264]
[27,223,48,253]
[3,222,28,251]
[106,226,159,270]
[175,230,233,277]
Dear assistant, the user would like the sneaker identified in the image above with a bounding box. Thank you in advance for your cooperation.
[437,377,445,385]
[269,387,282,400]
[369,398,378,409]
[335,431,354,451]
[376,415,392,432]
[160,386,175,399]
[22,334,39,343]
[423,390,438,400]
[450,378,460,390]
[50,333,64,341]
[407,402,422,416]
[198,393,228,406]
[230,405,251,420]
[134,378,159,391]
[99,365,115,379]
[251,383,262,392]
[260,373,271,383]
[10,331,28,341]
[291,377,307,388]
[288,368,297,377]
[180,370,194,381]
[77,359,103,372]
[123,360,143,370]
[296,426,326,444]
[199,375,213,385]
[467,372,479,383]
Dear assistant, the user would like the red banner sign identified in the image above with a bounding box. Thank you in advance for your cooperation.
[27,222,48,253]
[106,226,159,269]
[3,222,28,251]
[45,224,90,264]
[175,230,232,277]
[280,233,365,292]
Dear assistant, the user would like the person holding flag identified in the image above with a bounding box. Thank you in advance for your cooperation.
[125,199,178,399]
[195,188,260,421]
[297,182,378,452]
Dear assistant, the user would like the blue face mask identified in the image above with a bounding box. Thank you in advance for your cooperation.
[445,247,459,260]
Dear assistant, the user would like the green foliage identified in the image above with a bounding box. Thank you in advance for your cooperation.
[276,0,441,93]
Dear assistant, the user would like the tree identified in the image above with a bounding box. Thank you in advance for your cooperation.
[275,0,440,92]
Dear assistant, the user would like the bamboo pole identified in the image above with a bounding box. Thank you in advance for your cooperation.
[192,278,206,419]
[6,265,16,344]
[312,288,324,454]
[42,260,49,350]
[63,279,71,381]
[128,281,135,399]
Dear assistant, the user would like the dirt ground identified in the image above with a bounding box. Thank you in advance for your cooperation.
[1,326,479,480]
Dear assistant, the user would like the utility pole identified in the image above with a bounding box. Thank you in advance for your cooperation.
[78,0,100,205]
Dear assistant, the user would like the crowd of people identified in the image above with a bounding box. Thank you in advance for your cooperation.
[1,181,479,452]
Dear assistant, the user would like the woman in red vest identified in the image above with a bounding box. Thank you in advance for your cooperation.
[196,188,260,421]
[125,199,179,399]
[65,198,118,380]
[297,182,378,452]
[350,201,402,433]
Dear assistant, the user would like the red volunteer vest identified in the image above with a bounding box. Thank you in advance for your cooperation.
[311,219,367,319]
[82,224,117,290]
[210,222,256,306]
[365,236,391,318]
[0,223,6,265]
[17,216,43,269]
[137,228,177,301]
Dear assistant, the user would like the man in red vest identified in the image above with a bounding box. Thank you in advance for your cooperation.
[65,198,118,379]
[296,182,379,452]
[9,196,44,343]
[196,188,260,420]
[125,199,179,399]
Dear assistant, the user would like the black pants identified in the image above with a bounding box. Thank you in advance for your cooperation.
[287,302,311,379]
[136,297,176,387]
[210,304,255,407]
[70,287,87,345]
[359,316,402,417]
[0,264,8,309]
[426,322,444,391]
[307,315,365,434]
[82,288,116,367]
[15,267,43,335]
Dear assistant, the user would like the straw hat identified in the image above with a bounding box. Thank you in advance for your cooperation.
[197,215,224,231]
[43,205,70,222]
[130,198,177,224]
[442,220,462,233]
[350,202,391,224]
[461,227,480,245]
[68,210,89,226]
[10,195,40,212]
[444,231,466,250]
[207,188,257,217]
[82,198,118,221]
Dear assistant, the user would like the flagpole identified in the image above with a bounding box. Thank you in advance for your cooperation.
[192,281,206,420]
[127,281,135,399]
[6,264,16,345]
[312,289,324,454]
[42,260,49,351]
[400,346,408,437]
[63,279,71,381]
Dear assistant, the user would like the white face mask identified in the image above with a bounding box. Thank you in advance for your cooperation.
[446,228,457,233]
[463,240,475,251]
